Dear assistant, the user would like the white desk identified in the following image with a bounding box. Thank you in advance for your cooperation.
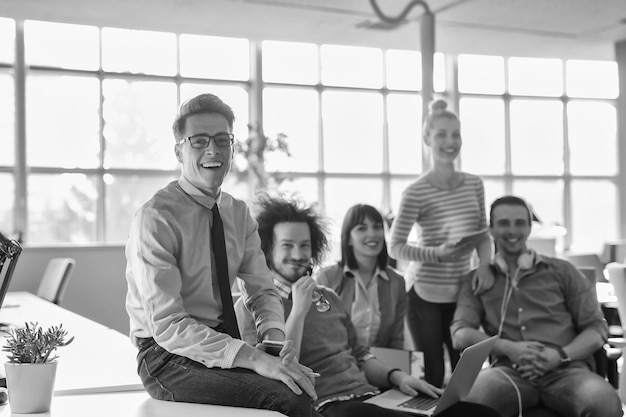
[0,292,143,395]
[0,391,282,416]
[0,292,285,416]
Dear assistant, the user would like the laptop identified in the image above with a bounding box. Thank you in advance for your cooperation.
[364,336,497,416]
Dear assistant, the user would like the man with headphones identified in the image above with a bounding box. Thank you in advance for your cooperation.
[450,196,622,417]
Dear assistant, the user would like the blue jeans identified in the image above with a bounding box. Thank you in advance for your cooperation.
[137,338,319,417]
[464,362,623,417]
[406,289,460,387]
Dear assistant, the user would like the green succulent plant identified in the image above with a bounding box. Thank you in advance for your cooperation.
[2,322,74,364]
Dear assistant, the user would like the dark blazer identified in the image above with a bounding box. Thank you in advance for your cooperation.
[315,263,407,349]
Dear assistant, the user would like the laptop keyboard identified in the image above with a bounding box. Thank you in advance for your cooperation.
[398,395,439,411]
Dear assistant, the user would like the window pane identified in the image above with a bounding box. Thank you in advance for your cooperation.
[274,177,319,205]
[390,178,416,215]
[27,74,100,168]
[482,179,506,212]
[321,45,383,88]
[385,51,446,92]
[508,57,563,97]
[387,93,422,174]
[105,174,177,243]
[102,27,176,76]
[570,180,618,253]
[0,18,15,64]
[221,175,250,201]
[566,60,618,99]
[25,20,99,70]
[386,49,420,91]
[262,41,317,85]
[324,178,384,261]
[458,54,505,94]
[180,34,249,81]
[263,88,319,173]
[0,73,14,166]
[322,91,383,173]
[510,99,563,175]
[103,79,178,169]
[511,179,564,226]
[459,97,505,175]
[0,174,14,234]
[568,101,617,175]
[180,83,249,145]
[28,174,97,244]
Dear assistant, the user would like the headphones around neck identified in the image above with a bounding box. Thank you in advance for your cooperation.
[493,250,535,274]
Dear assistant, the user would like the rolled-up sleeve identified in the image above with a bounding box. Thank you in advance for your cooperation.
[562,263,608,341]
[450,276,484,336]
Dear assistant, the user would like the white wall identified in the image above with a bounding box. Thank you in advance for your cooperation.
[11,245,129,335]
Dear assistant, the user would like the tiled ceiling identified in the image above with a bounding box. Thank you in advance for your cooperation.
[2,0,626,60]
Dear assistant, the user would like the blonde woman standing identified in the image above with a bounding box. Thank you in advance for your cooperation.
[389,99,493,387]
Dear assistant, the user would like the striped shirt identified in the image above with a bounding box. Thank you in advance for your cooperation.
[389,173,487,303]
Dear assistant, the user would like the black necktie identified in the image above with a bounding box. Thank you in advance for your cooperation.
[211,204,241,339]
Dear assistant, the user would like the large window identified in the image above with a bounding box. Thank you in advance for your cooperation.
[0,17,620,257]
[458,54,619,253]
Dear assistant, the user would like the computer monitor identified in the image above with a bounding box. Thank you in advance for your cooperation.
[0,231,22,312]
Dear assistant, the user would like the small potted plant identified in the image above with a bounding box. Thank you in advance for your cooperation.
[2,322,73,413]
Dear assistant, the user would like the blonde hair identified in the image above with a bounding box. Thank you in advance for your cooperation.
[422,99,459,138]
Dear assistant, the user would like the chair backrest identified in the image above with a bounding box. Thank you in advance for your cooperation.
[565,253,606,283]
[36,258,75,305]
[578,266,596,284]
[0,231,22,308]
[601,241,626,265]
[603,262,626,327]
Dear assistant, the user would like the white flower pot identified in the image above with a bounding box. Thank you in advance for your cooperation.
[5,361,57,413]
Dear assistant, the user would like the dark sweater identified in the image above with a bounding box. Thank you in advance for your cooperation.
[236,287,378,408]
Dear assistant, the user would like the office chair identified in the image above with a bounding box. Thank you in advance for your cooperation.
[603,262,626,403]
[601,240,626,265]
[577,266,620,388]
[0,231,22,300]
[565,253,606,283]
[36,258,75,305]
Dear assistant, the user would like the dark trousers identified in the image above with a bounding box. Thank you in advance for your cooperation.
[136,338,317,417]
[406,289,460,387]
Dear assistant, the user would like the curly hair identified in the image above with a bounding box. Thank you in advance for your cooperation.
[255,195,331,269]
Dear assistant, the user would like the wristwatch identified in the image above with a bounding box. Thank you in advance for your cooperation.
[555,346,571,368]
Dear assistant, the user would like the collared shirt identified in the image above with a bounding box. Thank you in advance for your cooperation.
[125,176,284,369]
[451,254,608,364]
[316,263,407,350]
[345,266,386,347]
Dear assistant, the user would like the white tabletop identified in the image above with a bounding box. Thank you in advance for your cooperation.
[0,390,282,416]
[0,292,143,395]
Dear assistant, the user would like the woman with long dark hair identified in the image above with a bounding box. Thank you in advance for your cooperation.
[316,204,406,349]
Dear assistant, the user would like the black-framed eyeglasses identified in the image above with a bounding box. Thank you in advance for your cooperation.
[177,133,234,149]
[311,289,331,313]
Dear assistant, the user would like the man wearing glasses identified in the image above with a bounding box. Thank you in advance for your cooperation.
[125,93,317,417]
